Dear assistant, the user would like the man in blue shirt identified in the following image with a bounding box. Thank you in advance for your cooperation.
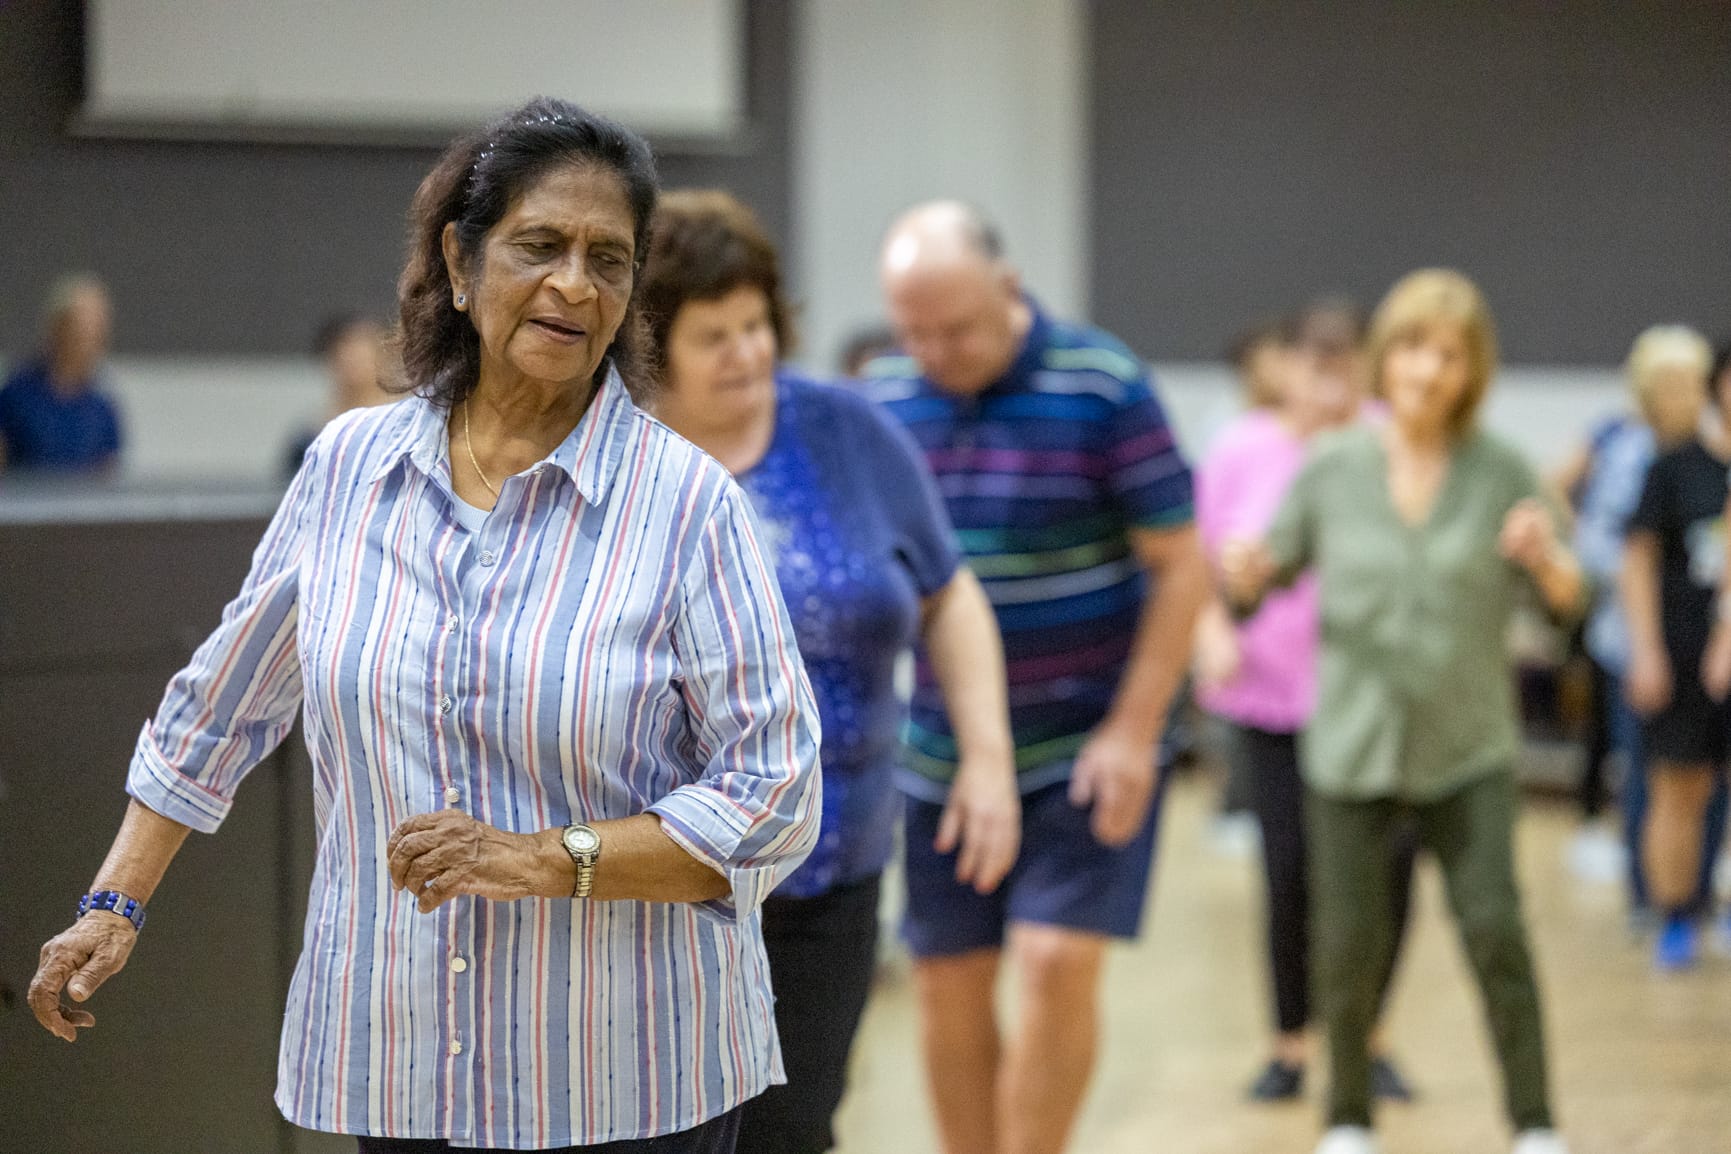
[0,274,123,473]
[870,202,1207,1154]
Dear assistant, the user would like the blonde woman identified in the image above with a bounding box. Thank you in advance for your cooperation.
[1223,270,1583,1154]
[1561,329,1729,930]
[1620,325,1728,972]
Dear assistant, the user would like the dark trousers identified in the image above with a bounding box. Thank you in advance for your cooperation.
[354,1106,740,1154]
[1579,654,1614,819]
[1236,725,1415,1036]
[737,874,883,1154]
[1309,773,1552,1131]
[1595,659,1730,915]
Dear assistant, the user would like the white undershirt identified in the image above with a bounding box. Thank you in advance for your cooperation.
[450,495,490,533]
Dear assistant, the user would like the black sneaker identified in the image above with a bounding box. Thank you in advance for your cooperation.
[1246,1059,1304,1101]
[1370,1056,1416,1102]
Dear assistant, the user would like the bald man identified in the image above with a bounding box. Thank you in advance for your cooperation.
[867,203,1207,1154]
[0,274,122,473]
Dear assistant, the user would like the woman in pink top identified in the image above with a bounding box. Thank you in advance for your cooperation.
[1195,302,1418,1102]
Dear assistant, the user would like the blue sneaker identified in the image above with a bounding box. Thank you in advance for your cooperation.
[1654,916,1699,972]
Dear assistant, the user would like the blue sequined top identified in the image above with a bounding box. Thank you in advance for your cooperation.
[738,372,961,898]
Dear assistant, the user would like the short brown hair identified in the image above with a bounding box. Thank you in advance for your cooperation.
[1366,269,1498,441]
[638,190,794,374]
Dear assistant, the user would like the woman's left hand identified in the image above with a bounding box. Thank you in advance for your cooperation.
[387,810,556,912]
[1498,498,1558,574]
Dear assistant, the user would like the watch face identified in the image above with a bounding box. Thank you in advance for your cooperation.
[565,826,601,856]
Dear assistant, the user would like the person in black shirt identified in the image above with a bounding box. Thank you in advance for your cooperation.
[1621,324,1726,972]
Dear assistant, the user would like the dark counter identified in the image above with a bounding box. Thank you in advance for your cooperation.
[0,485,346,1154]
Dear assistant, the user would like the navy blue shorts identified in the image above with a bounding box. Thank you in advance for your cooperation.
[902,775,1166,957]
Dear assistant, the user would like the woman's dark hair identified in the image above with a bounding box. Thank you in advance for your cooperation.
[637,189,794,375]
[394,96,659,408]
[1288,294,1366,354]
[1223,316,1289,370]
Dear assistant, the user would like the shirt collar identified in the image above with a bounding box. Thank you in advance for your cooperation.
[368,367,635,507]
[994,295,1050,394]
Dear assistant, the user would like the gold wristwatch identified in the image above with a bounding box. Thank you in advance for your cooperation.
[560,823,601,898]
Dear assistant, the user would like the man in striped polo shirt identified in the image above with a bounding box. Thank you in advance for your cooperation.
[868,201,1206,1154]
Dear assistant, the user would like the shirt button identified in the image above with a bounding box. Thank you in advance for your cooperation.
[438,695,453,715]
[479,550,496,567]
[450,956,468,973]
[445,613,459,630]
[444,786,462,805]
[449,1038,463,1056]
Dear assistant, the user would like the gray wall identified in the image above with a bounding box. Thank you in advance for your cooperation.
[9,2,1730,367]
[0,1,795,356]
[0,510,304,1154]
[1089,1,1731,364]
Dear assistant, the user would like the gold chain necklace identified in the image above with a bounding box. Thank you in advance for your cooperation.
[462,401,500,498]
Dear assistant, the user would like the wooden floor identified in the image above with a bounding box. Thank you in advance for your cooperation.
[833,770,1731,1154]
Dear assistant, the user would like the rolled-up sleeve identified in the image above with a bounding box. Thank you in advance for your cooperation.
[651,485,822,924]
[126,442,320,832]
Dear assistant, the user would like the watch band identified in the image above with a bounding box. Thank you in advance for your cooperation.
[562,824,600,899]
[77,890,146,932]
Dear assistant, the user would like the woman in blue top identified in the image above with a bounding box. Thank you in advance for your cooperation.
[640,190,1021,1154]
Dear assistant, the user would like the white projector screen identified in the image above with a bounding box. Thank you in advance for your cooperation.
[80,0,744,142]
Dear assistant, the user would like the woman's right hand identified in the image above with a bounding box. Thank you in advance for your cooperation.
[28,913,138,1042]
[1217,538,1276,610]
[1702,624,1731,702]
[1626,644,1673,717]
[1192,604,1243,690]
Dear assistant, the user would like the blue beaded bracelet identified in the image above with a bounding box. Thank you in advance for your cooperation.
[77,890,146,932]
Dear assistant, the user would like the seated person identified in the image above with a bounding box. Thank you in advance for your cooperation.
[282,313,392,478]
[0,274,122,473]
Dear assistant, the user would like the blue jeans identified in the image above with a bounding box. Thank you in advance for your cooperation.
[1609,673,1729,914]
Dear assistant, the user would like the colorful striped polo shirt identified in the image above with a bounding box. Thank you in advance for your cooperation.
[866,302,1194,800]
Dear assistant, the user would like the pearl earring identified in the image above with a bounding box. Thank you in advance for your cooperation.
[456,294,467,307]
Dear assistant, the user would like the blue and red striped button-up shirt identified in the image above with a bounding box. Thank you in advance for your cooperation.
[126,371,821,1147]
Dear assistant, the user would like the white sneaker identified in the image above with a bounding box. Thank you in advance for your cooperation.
[1565,825,1625,884]
[1512,1130,1570,1154]
[1208,811,1262,858]
[1315,1126,1381,1154]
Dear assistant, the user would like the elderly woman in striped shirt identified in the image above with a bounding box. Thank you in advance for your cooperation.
[28,99,820,1154]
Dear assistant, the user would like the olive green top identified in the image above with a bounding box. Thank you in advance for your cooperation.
[1266,426,1577,801]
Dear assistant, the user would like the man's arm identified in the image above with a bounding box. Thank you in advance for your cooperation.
[1069,523,1208,846]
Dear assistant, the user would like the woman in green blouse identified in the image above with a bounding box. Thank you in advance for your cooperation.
[1222,269,1585,1154]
